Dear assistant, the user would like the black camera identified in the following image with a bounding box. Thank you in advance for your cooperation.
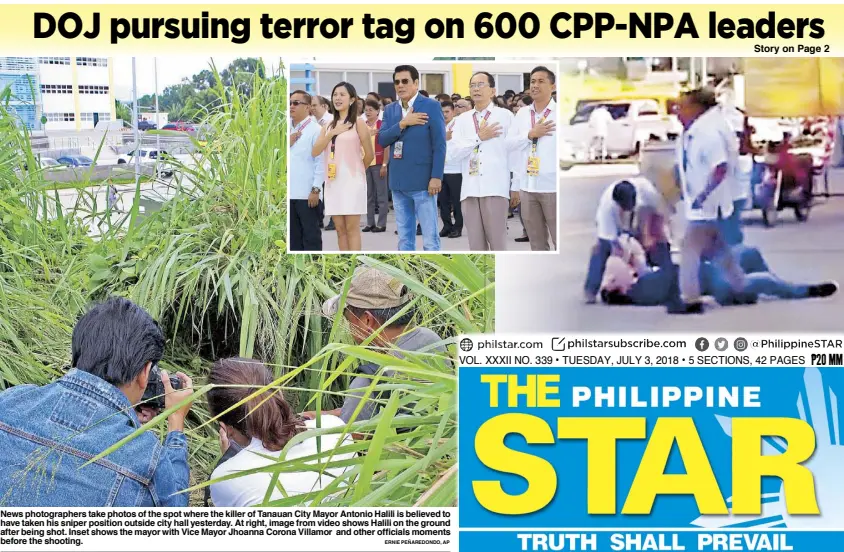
[141,365,182,410]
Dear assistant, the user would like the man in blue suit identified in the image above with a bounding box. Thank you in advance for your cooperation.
[379,65,447,251]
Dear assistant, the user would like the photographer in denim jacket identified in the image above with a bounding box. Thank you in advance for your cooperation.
[0,297,194,506]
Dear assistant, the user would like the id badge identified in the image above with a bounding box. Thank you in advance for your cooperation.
[327,163,337,180]
[527,156,540,177]
[469,157,480,176]
[393,141,404,159]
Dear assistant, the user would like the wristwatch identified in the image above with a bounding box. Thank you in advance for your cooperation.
[311,187,320,194]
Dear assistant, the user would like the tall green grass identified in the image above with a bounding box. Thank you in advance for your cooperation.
[0,61,494,506]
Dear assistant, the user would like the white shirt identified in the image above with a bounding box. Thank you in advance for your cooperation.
[289,115,325,200]
[507,98,557,193]
[400,92,419,117]
[318,112,332,127]
[676,107,735,221]
[589,107,613,138]
[210,416,355,507]
[443,119,461,174]
[595,177,666,241]
[446,105,516,200]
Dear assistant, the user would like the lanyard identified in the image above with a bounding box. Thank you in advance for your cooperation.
[473,111,491,154]
[292,118,311,135]
[473,110,491,134]
[448,121,455,132]
[530,107,552,154]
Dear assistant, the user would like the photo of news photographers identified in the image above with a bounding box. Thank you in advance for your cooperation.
[0,55,490,507]
[497,57,844,332]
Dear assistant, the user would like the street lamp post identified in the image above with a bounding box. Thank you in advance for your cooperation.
[132,57,140,188]
[154,57,161,159]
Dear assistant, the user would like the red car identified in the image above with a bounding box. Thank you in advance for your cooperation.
[161,121,192,131]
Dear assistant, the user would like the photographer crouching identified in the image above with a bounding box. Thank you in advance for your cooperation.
[0,297,194,506]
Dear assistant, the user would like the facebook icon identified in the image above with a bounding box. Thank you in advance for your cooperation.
[695,337,709,352]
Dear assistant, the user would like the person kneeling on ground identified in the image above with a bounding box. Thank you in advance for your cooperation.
[207,357,356,507]
[0,297,194,506]
[600,237,837,307]
[317,265,447,423]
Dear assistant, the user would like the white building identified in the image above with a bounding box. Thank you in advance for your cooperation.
[37,56,115,131]
[293,61,534,100]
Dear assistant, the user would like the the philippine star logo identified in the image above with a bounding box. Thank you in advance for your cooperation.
[693,367,843,529]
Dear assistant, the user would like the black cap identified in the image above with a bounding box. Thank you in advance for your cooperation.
[612,181,637,211]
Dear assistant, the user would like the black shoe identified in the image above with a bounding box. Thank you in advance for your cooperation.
[448,230,462,238]
[416,225,422,236]
[809,282,838,298]
[515,235,529,243]
[362,226,374,232]
[318,221,324,229]
[508,213,515,219]
[440,228,452,237]
[373,226,386,233]
[667,302,704,314]
[325,220,335,231]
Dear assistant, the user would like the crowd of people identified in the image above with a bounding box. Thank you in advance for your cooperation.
[584,87,839,313]
[289,65,559,252]
[0,266,447,507]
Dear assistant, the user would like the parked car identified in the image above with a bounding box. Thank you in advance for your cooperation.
[117,148,175,177]
[161,122,192,132]
[56,155,94,167]
[40,157,60,168]
[562,99,671,158]
[136,120,157,131]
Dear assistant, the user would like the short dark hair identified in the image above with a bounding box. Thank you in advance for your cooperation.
[364,99,381,112]
[316,95,330,108]
[681,87,718,110]
[471,71,495,88]
[531,65,556,85]
[419,90,429,98]
[435,93,450,102]
[346,305,416,328]
[504,90,515,98]
[366,92,382,101]
[520,96,533,106]
[612,180,638,211]
[71,297,165,387]
[440,100,454,110]
[393,65,420,82]
[466,98,475,108]
[290,90,312,103]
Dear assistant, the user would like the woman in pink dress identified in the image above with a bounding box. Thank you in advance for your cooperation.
[312,82,374,251]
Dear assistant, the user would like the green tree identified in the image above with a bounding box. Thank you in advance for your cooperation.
[115,99,131,124]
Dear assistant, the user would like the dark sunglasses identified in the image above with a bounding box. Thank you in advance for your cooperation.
[394,78,412,86]
[290,100,308,107]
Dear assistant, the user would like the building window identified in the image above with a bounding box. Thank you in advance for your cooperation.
[0,57,38,72]
[99,112,111,122]
[78,85,109,95]
[80,112,94,122]
[316,71,343,96]
[45,112,75,122]
[40,84,73,94]
[38,57,71,66]
[345,72,370,97]
[495,74,524,96]
[76,57,107,67]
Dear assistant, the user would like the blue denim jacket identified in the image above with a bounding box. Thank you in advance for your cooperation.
[0,369,189,506]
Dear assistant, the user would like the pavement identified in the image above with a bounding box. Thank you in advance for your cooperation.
[319,203,537,252]
[496,165,844,333]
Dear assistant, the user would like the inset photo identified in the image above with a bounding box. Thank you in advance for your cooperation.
[286,59,560,253]
[498,56,844,333]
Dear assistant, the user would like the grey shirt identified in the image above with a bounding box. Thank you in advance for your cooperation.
[340,327,446,423]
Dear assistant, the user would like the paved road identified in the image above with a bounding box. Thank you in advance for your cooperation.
[319,204,536,252]
[497,166,844,333]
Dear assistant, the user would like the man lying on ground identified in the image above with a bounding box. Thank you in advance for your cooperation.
[600,236,837,307]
